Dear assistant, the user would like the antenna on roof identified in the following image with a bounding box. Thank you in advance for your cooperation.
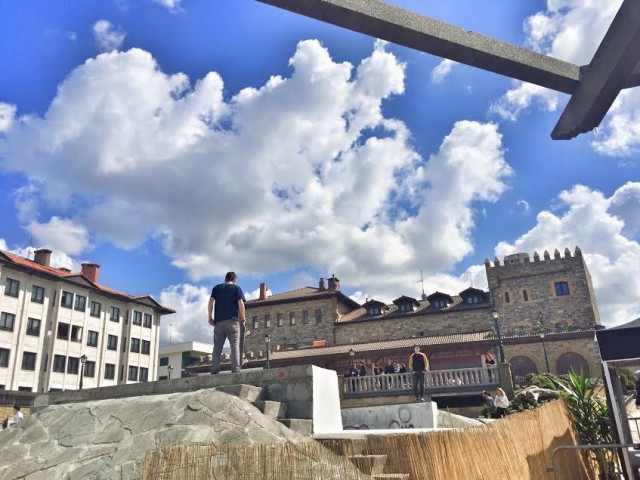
[467,270,474,288]
[418,269,427,300]
[27,237,35,260]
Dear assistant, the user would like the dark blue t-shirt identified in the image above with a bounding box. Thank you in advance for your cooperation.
[211,283,245,322]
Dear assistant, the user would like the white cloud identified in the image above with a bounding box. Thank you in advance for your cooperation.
[158,284,211,345]
[430,59,456,83]
[92,20,126,52]
[0,238,78,271]
[517,199,531,214]
[0,103,16,132]
[151,0,182,11]
[590,89,640,157]
[25,217,90,256]
[493,182,640,326]
[0,41,512,307]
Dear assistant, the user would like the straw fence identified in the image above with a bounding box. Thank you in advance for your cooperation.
[142,399,592,480]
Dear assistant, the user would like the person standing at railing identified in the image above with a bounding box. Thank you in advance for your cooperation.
[494,387,510,418]
[409,345,429,402]
[485,352,496,382]
[347,363,359,392]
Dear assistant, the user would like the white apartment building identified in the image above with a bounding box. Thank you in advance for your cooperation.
[158,341,213,380]
[0,249,174,392]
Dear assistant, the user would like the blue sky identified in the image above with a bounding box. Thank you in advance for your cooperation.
[1,0,639,344]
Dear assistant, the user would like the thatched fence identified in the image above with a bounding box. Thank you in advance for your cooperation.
[142,400,592,479]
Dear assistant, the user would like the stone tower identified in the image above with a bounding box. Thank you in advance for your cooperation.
[485,246,601,335]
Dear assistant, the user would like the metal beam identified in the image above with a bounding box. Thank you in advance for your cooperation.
[552,0,640,139]
[257,0,581,94]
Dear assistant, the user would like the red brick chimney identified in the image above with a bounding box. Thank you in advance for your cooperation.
[318,278,326,291]
[259,282,267,300]
[33,249,52,267]
[81,263,100,283]
[328,275,340,292]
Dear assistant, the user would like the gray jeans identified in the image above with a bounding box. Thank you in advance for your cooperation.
[211,319,241,373]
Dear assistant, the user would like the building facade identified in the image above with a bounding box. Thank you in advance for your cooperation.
[0,249,174,392]
[158,341,213,380]
[242,247,602,378]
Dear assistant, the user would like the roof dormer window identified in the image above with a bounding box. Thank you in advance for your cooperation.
[399,303,414,312]
[433,299,446,309]
[368,306,381,316]
[465,296,480,304]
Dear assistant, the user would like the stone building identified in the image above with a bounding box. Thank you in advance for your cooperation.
[243,247,601,378]
[0,248,174,392]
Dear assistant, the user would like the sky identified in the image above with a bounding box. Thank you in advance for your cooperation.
[1,0,639,346]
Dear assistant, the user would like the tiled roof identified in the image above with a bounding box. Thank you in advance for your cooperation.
[269,331,494,360]
[0,249,175,314]
[246,287,321,304]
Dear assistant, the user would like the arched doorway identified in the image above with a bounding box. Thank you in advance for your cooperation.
[556,352,590,377]
[510,355,538,378]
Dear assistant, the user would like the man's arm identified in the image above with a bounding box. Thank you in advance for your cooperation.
[208,297,215,326]
[408,354,414,371]
[238,299,246,324]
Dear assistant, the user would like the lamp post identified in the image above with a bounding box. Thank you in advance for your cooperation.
[167,364,173,380]
[539,332,551,373]
[491,310,506,363]
[79,354,87,390]
[264,333,271,369]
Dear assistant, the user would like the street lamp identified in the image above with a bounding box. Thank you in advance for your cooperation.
[491,310,506,363]
[349,348,355,361]
[167,364,173,380]
[264,334,271,369]
[79,354,87,390]
[539,332,551,373]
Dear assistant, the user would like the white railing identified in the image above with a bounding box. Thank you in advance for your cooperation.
[343,366,498,395]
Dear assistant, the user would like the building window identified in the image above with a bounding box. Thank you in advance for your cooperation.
[143,313,152,328]
[53,355,66,373]
[74,295,87,311]
[433,299,446,309]
[465,296,480,304]
[107,334,118,351]
[90,301,101,317]
[71,325,82,342]
[277,313,284,327]
[67,357,80,374]
[57,322,70,340]
[0,312,15,331]
[85,360,96,378]
[504,292,511,303]
[290,312,296,325]
[110,306,120,323]
[522,290,529,302]
[141,340,150,355]
[315,308,322,324]
[555,282,570,296]
[132,311,142,326]
[21,351,36,371]
[31,285,45,304]
[122,337,127,352]
[130,338,141,353]
[5,278,19,297]
[252,316,259,330]
[159,356,169,366]
[400,303,414,312]
[0,348,10,368]
[104,363,116,380]
[139,367,149,383]
[128,365,138,381]
[265,314,271,328]
[26,318,41,336]
[61,291,74,308]
[87,330,99,347]
[302,310,309,325]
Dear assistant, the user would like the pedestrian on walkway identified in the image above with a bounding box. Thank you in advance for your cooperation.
[494,387,510,418]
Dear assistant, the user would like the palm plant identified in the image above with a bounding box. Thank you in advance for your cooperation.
[553,369,616,479]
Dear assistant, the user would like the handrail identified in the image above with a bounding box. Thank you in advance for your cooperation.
[343,366,498,395]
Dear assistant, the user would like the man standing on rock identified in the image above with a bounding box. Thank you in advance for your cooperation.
[208,272,246,374]
[409,345,429,402]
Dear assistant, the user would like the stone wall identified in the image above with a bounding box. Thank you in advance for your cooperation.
[245,297,339,354]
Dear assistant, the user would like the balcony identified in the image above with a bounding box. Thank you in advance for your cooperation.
[342,366,498,398]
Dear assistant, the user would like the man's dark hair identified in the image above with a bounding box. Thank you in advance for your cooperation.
[14,404,21,411]
[225,272,237,282]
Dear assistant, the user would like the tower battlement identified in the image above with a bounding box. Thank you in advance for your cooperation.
[484,246,582,268]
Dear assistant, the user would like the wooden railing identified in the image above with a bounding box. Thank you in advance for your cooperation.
[343,366,498,395]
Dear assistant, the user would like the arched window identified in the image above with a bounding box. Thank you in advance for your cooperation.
[510,356,538,377]
[504,292,511,303]
[522,290,529,301]
[556,352,589,377]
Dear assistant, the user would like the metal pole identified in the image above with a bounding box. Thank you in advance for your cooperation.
[492,312,506,363]
[79,364,84,390]
[265,344,270,369]
[540,334,551,373]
